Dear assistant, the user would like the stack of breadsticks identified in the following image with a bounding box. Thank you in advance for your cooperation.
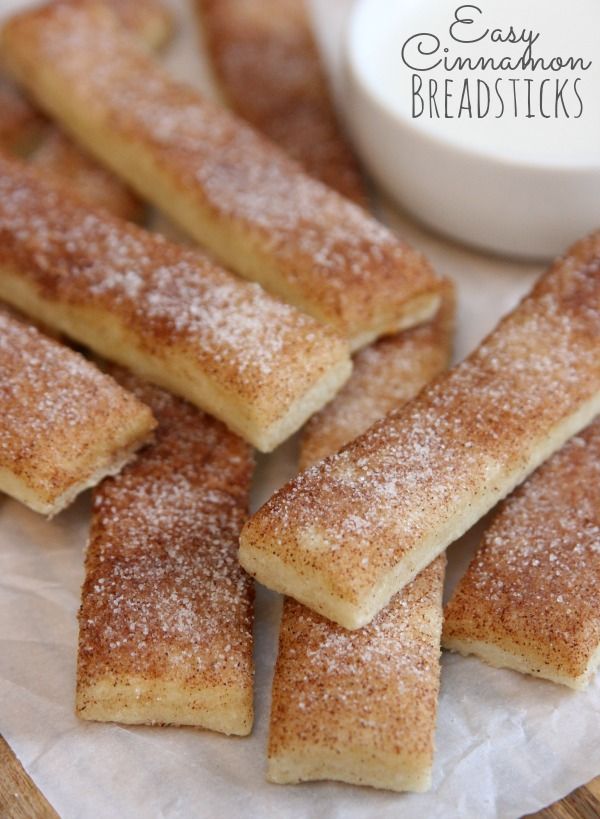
[0,0,598,797]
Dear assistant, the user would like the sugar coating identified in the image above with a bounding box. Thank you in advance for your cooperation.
[241,232,600,620]
[0,152,347,430]
[0,73,45,153]
[444,417,600,684]
[1,0,442,339]
[0,306,153,507]
[77,373,254,714]
[102,0,173,50]
[197,0,367,205]
[269,298,452,790]
[270,558,445,785]
[300,289,454,468]
[31,130,143,221]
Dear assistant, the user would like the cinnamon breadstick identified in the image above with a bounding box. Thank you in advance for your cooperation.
[30,130,144,222]
[0,151,351,452]
[0,307,155,516]
[0,75,44,154]
[77,373,254,733]
[102,0,173,50]
[268,300,453,791]
[269,559,445,791]
[195,0,367,205]
[1,0,443,349]
[240,231,600,628]
[300,287,454,468]
[443,417,600,690]
[0,0,172,215]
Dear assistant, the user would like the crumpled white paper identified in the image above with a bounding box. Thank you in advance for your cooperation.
[1,1,598,817]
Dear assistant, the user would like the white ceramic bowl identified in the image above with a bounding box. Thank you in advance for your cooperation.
[344,0,600,260]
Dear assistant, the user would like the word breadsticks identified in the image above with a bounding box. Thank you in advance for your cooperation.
[240,232,600,628]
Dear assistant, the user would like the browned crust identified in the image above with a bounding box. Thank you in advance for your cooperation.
[0,150,351,452]
[300,284,455,468]
[195,0,367,205]
[240,231,600,628]
[443,417,600,688]
[30,130,144,221]
[77,372,255,733]
[0,0,444,345]
[102,0,174,50]
[269,557,445,791]
[0,0,171,215]
[0,306,155,515]
[0,74,45,154]
[268,295,453,791]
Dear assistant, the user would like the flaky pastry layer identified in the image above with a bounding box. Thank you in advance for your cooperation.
[77,372,254,734]
[1,0,443,348]
[443,417,600,690]
[0,307,155,515]
[0,151,351,452]
[195,0,367,205]
[240,231,600,628]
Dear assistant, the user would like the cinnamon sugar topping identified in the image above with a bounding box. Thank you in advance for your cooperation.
[197,0,367,205]
[78,375,254,707]
[1,0,442,341]
[444,417,600,683]
[271,559,444,767]
[0,307,154,512]
[0,151,349,447]
[241,232,600,626]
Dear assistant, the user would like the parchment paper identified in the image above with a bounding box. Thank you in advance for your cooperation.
[1,1,598,817]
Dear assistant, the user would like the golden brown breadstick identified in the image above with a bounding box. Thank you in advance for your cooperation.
[0,74,45,154]
[0,306,155,516]
[443,417,600,690]
[195,0,367,205]
[270,559,445,791]
[102,0,174,50]
[240,231,600,628]
[1,0,444,350]
[77,372,254,734]
[0,151,351,452]
[300,287,454,468]
[0,0,172,214]
[268,299,453,791]
[30,130,144,221]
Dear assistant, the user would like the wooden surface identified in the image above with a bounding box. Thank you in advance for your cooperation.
[0,733,597,818]
[0,736,59,819]
[529,777,600,819]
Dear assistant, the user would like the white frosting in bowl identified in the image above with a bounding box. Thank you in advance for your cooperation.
[345,0,600,258]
